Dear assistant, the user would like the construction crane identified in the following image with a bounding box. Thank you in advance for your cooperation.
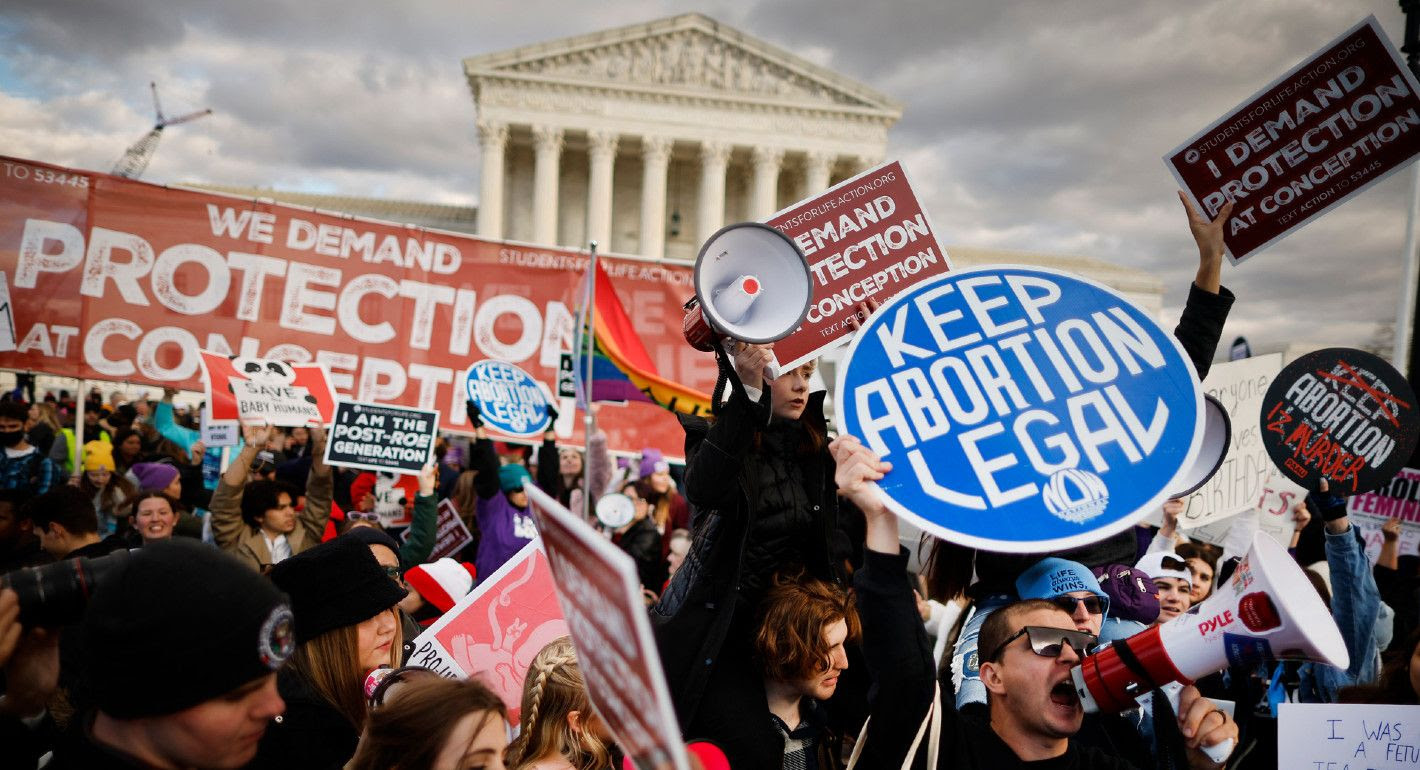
[111,81,212,179]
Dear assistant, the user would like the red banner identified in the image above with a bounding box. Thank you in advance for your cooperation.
[0,155,718,457]
[1167,16,1420,263]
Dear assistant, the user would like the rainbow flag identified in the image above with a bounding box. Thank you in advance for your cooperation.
[573,260,713,417]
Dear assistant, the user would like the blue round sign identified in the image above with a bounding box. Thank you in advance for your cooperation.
[835,266,1203,553]
[464,360,552,437]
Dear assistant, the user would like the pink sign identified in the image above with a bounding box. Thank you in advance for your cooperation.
[407,542,568,724]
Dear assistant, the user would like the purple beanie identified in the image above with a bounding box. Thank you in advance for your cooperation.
[131,462,180,494]
[638,448,669,479]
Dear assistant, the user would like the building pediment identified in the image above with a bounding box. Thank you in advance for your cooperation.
[463,13,901,117]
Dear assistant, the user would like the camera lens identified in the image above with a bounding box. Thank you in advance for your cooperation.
[0,550,131,627]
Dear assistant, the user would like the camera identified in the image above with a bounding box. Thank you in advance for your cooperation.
[0,550,131,627]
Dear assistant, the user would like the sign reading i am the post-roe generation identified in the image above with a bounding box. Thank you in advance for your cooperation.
[1167,16,1420,264]
[835,266,1203,553]
[325,401,439,474]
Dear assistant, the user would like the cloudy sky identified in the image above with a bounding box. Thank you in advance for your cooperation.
[1,0,1415,360]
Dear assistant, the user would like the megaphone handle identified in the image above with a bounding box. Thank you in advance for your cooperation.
[719,339,782,381]
[1164,684,1234,764]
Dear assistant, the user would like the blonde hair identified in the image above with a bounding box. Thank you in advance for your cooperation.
[287,608,403,729]
[506,637,611,770]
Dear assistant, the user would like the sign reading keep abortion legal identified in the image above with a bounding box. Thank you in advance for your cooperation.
[464,360,551,437]
[836,266,1203,553]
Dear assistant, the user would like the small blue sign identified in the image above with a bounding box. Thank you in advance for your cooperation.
[464,360,551,437]
[835,266,1203,553]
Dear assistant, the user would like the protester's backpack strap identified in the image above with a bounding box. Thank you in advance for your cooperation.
[846,679,941,770]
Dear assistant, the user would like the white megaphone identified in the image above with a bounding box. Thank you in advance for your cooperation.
[1072,532,1349,714]
[1168,394,1232,497]
[682,223,813,380]
[595,493,635,530]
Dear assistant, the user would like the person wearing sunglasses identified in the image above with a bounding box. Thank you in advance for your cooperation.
[831,433,1237,768]
[1014,557,1110,637]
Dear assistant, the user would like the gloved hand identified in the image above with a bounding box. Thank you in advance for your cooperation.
[1307,477,1347,522]
[545,402,560,424]
[465,399,484,429]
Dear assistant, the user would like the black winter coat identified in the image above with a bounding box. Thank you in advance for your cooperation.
[247,669,359,769]
[651,384,852,769]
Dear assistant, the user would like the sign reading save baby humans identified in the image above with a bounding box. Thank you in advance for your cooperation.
[836,267,1203,553]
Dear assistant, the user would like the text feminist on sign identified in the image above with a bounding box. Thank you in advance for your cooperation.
[1260,348,1418,494]
[836,266,1202,553]
[464,360,551,437]
[1167,16,1420,263]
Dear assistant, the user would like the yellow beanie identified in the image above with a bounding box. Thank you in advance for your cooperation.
[83,441,115,472]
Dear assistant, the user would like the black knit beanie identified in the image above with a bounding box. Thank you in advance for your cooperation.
[81,540,294,719]
[270,534,406,643]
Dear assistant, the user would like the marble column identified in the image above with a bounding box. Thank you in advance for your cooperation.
[586,131,618,249]
[696,141,731,245]
[532,125,564,246]
[476,119,509,239]
[804,151,833,197]
[639,136,673,258]
[750,146,784,219]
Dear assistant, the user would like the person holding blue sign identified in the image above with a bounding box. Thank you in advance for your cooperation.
[652,339,867,769]
[465,400,552,580]
[918,193,1240,711]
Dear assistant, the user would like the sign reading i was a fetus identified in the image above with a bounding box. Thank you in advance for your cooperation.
[836,266,1203,553]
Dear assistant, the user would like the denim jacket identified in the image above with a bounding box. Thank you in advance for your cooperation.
[1298,523,1381,702]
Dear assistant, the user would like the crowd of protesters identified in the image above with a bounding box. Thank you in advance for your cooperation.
[0,194,1416,770]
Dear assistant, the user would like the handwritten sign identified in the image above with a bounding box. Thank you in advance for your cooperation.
[1261,348,1418,495]
[1350,467,1420,562]
[766,161,952,370]
[835,266,1202,553]
[1179,355,1282,529]
[1168,16,1420,263]
[524,484,690,770]
[324,400,438,474]
[407,542,567,725]
[1278,702,1420,768]
[0,271,16,353]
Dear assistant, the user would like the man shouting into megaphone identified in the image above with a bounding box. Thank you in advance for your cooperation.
[830,433,1238,769]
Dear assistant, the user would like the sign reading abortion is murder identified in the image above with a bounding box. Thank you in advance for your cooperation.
[464,360,551,437]
[766,161,951,370]
[325,401,438,474]
[1167,16,1420,263]
[836,266,1203,553]
[1260,348,1418,495]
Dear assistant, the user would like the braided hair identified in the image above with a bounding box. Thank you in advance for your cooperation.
[506,637,612,770]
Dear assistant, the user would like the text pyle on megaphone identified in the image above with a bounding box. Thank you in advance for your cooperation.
[682,222,813,380]
[1072,532,1348,713]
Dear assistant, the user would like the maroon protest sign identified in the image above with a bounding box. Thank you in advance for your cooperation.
[400,499,475,562]
[523,484,689,770]
[765,161,951,369]
[1260,348,1418,494]
[1167,16,1420,263]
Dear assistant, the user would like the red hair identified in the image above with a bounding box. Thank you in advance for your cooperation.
[754,571,860,683]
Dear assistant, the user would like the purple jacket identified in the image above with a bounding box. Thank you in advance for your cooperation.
[474,492,537,579]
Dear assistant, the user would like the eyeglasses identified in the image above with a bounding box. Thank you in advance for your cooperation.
[1050,595,1108,616]
[985,625,1097,663]
[382,565,404,585]
[347,510,381,523]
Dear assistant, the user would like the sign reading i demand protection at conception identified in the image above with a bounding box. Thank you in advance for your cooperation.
[836,266,1203,553]
[1167,16,1420,264]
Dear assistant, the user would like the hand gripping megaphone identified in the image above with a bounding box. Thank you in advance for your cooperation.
[681,223,813,380]
[1072,532,1349,713]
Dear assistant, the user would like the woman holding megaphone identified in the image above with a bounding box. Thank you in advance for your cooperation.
[652,339,866,769]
